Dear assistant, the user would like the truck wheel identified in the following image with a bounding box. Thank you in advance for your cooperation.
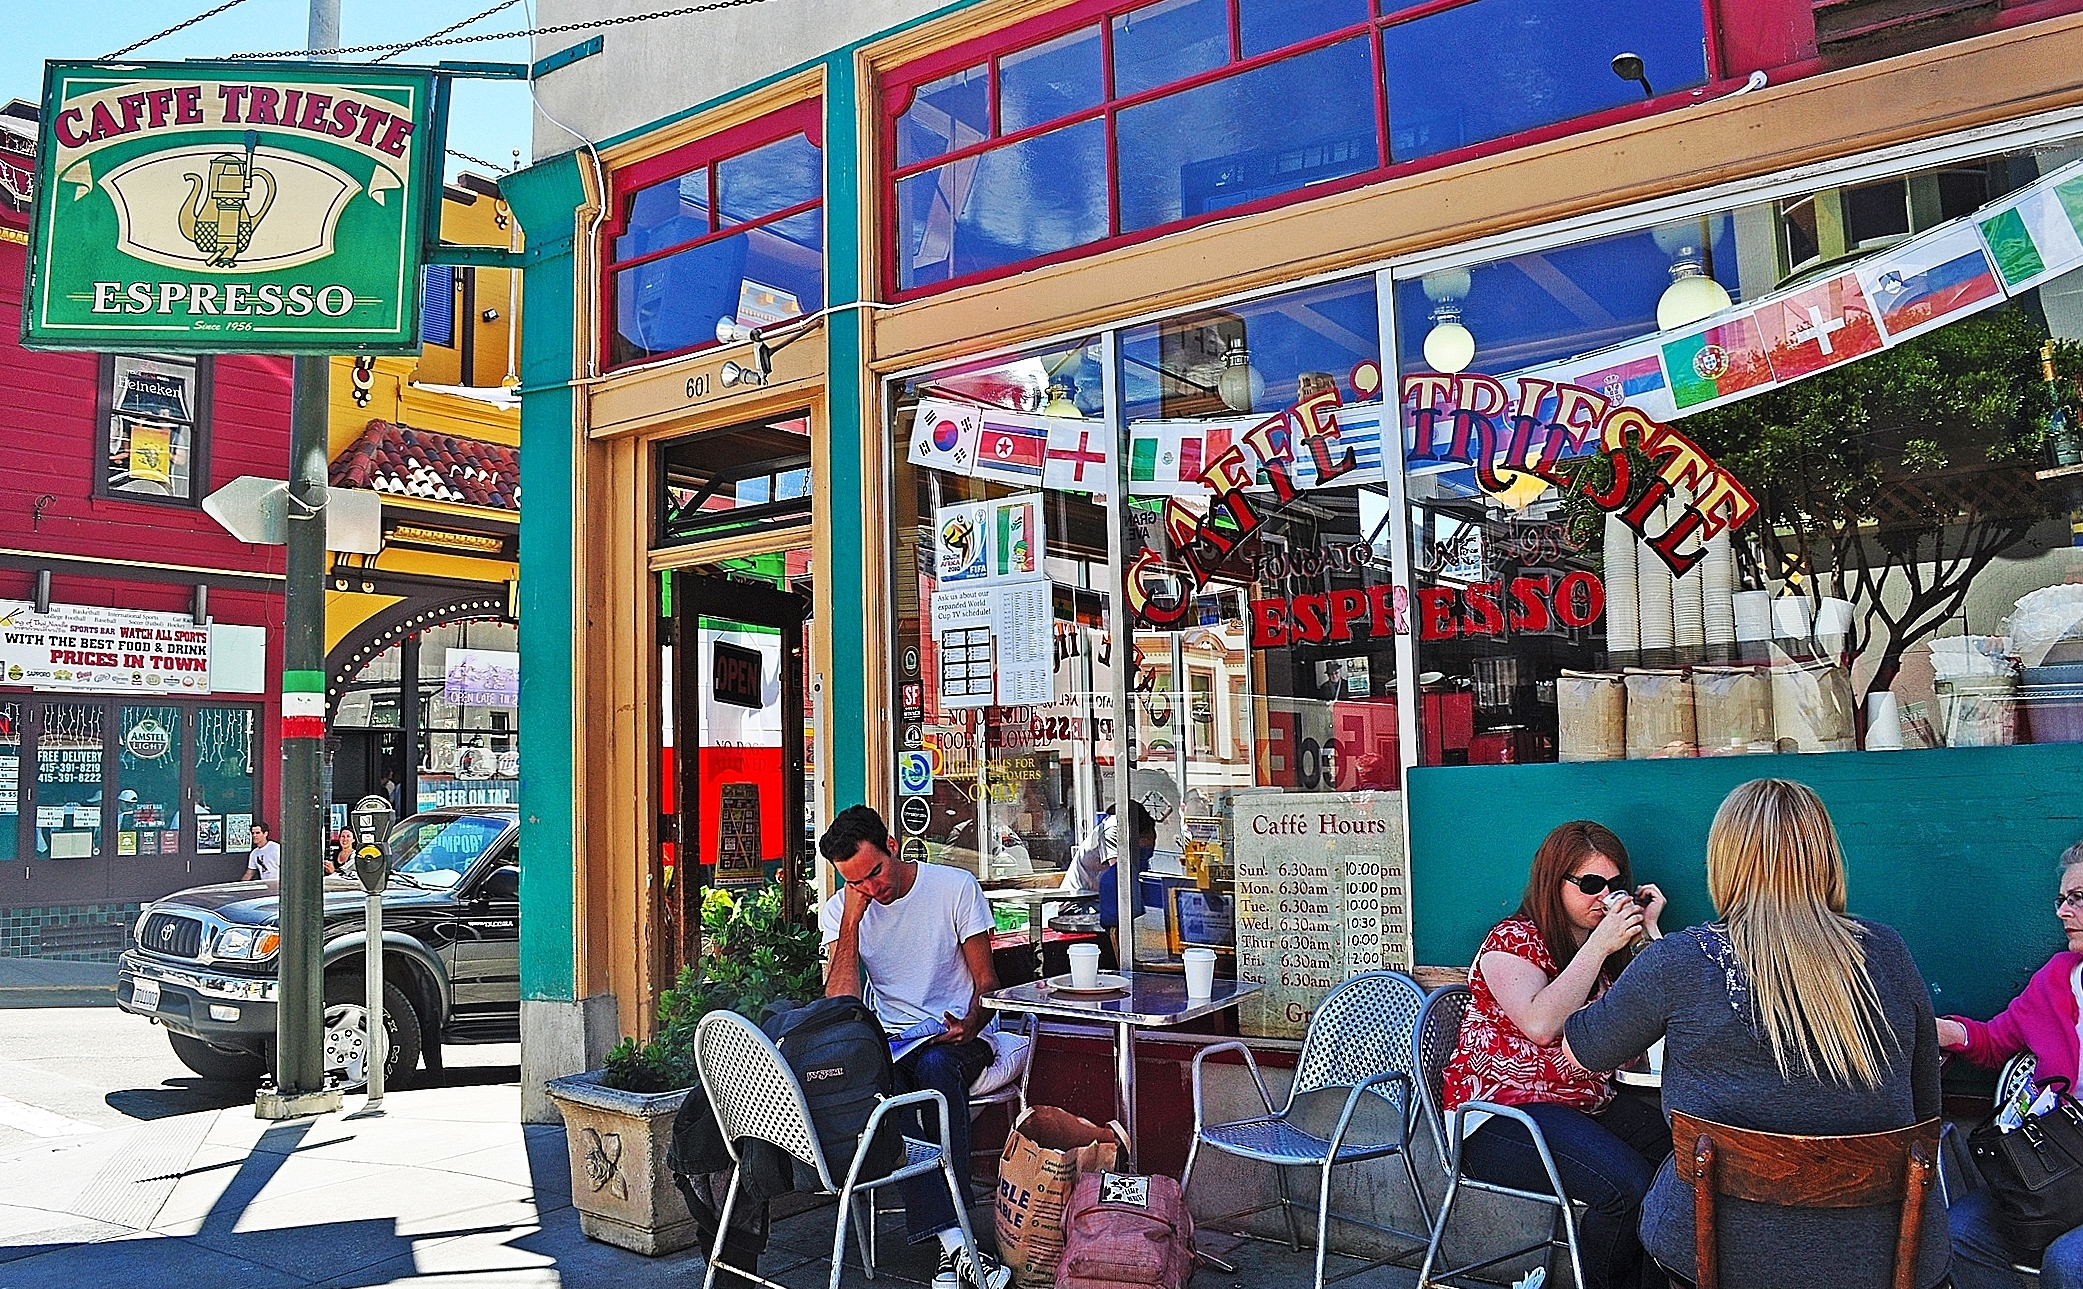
[322,974,422,1092]
[167,1032,267,1082]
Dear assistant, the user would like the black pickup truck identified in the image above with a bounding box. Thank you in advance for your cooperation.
[116,807,520,1089]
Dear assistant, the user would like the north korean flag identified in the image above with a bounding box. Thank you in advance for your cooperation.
[973,415,1046,484]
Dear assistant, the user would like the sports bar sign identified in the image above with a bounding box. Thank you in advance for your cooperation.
[22,60,442,353]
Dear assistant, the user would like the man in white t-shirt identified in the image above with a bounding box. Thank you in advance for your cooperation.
[819,805,1007,1289]
[243,821,281,882]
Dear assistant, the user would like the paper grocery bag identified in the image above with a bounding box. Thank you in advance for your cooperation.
[994,1106,1126,1288]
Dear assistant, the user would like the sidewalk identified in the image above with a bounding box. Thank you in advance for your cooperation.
[0,1080,1421,1289]
[0,958,119,1009]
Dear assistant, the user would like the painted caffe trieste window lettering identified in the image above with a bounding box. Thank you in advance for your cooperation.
[1402,142,2083,766]
[1119,278,1410,1035]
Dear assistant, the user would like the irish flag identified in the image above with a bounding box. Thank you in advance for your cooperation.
[1660,315,1775,412]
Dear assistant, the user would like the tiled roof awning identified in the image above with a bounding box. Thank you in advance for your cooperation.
[330,419,519,512]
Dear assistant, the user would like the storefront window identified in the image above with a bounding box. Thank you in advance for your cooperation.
[116,706,182,858]
[35,702,102,860]
[1119,276,1409,1034]
[659,415,813,545]
[1397,139,2083,764]
[889,338,1118,892]
[605,104,824,368]
[0,702,18,861]
[97,354,208,503]
[332,617,518,813]
[885,0,1710,294]
[194,706,255,856]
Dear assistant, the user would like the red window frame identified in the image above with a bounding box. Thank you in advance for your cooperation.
[601,99,825,371]
[880,0,1733,301]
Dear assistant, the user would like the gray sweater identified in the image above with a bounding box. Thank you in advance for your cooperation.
[1564,918,1945,1289]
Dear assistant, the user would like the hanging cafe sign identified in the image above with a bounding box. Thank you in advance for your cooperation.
[22,60,446,354]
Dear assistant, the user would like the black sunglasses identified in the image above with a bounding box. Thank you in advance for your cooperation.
[1564,873,1630,897]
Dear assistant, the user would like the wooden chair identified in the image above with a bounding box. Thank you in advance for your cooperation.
[1671,1110,1940,1289]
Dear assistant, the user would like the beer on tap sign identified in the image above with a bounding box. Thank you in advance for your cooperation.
[22,60,443,353]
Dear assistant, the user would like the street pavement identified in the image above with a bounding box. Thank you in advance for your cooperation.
[0,973,1422,1289]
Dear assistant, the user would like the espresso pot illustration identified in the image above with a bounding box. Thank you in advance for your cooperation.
[178,132,275,267]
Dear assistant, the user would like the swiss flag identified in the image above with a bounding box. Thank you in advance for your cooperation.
[1757,272,1884,383]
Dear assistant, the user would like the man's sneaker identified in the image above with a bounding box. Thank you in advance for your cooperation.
[936,1242,1012,1289]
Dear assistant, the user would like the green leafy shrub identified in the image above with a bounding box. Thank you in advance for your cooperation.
[599,882,823,1093]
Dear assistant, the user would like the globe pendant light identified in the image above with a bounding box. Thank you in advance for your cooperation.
[1042,381,1083,418]
[1657,261,1734,330]
[1216,338,1264,413]
[1420,268,1476,374]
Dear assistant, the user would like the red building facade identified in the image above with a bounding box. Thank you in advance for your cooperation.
[0,195,286,960]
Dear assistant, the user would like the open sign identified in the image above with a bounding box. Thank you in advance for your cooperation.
[712,641,764,709]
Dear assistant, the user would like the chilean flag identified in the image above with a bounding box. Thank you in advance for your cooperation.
[1856,223,2005,344]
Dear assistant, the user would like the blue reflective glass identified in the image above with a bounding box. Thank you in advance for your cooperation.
[1116,37,1378,234]
[1382,0,1708,163]
[1111,0,1227,100]
[897,64,990,168]
[718,132,822,225]
[616,173,709,260]
[1238,0,1370,58]
[1000,25,1104,133]
[1119,276,1380,421]
[611,210,824,365]
[1390,213,1737,374]
[896,118,1108,290]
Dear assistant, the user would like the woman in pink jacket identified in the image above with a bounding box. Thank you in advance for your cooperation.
[1943,839,2083,1289]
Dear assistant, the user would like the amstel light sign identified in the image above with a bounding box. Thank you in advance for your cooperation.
[23,60,443,353]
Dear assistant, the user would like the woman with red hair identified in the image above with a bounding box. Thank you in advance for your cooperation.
[1441,820,1670,1289]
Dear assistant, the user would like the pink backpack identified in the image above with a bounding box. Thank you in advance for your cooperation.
[1054,1171,1194,1289]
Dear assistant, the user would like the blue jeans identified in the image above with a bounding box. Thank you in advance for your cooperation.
[1949,1185,2083,1289]
[1459,1094,1671,1289]
[894,1038,993,1243]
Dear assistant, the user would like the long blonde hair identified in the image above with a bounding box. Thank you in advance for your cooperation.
[1706,779,1897,1088]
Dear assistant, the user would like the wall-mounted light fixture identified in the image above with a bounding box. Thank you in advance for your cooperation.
[34,570,51,614]
[1421,269,1476,374]
[1611,52,1654,99]
[715,318,755,345]
[1042,381,1084,418]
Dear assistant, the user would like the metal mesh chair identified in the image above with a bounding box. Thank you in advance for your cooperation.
[1412,984,1585,1289]
[694,1009,988,1289]
[1180,970,1434,1289]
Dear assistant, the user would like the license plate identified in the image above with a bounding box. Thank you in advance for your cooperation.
[131,979,160,1012]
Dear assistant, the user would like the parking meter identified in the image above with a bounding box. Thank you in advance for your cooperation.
[347,795,394,1106]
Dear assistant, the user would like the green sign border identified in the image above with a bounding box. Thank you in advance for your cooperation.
[22,59,450,356]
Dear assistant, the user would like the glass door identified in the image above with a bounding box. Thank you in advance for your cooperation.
[671,568,811,978]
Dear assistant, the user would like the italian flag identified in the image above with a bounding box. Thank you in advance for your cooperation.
[283,670,325,740]
[1977,175,2083,293]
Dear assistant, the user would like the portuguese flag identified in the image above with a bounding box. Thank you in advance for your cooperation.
[1660,315,1774,411]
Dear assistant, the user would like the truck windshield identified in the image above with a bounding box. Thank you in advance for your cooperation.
[388,815,508,889]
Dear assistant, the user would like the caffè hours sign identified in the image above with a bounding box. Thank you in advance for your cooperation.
[22,60,443,354]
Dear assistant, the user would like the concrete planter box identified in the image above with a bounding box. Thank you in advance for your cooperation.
[546,1070,697,1256]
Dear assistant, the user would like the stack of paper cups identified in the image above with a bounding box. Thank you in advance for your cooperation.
[1866,690,1904,750]
[1733,590,1773,642]
[1702,534,1737,645]
[1604,514,1640,655]
[1815,597,1854,655]
[1635,511,1675,652]
[1672,563,1705,648]
[1772,595,1814,640]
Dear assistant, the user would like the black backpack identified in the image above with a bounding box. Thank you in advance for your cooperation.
[765,995,902,1183]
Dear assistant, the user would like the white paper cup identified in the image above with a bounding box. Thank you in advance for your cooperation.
[1183,947,1216,998]
[1648,1038,1666,1074]
[1067,942,1101,989]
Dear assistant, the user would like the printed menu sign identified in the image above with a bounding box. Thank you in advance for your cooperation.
[714,781,764,887]
[1231,791,1411,1039]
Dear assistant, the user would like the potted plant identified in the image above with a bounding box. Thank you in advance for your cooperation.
[548,883,822,1255]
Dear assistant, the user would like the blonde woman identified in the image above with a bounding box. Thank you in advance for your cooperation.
[1562,779,1945,1289]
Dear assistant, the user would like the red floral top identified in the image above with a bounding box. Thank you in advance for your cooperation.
[1442,916,1613,1113]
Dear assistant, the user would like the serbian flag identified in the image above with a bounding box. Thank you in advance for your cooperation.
[907,398,983,474]
[971,408,1047,486]
[1045,416,1113,495]
[1128,420,1239,496]
[1556,342,1677,423]
[1661,314,1775,412]
[1855,222,2004,344]
[1755,271,1884,383]
[1978,167,2083,293]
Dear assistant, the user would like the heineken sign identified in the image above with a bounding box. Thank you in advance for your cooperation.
[23,60,444,354]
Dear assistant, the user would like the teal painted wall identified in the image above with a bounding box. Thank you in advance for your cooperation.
[823,51,870,811]
[1407,745,2083,1023]
[504,151,587,1003]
